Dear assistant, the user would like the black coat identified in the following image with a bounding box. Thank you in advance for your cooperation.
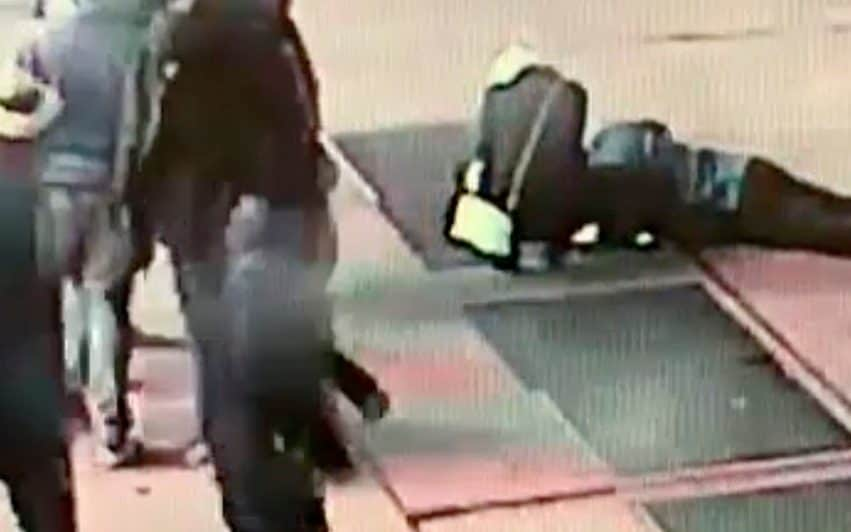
[477,66,588,244]
[0,178,64,466]
[138,7,323,262]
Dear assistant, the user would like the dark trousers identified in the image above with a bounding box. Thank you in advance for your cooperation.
[174,205,335,532]
[733,158,851,255]
[330,349,381,410]
[0,284,76,532]
[171,226,381,477]
[101,276,135,447]
[177,256,330,532]
[575,158,851,257]
[0,452,75,532]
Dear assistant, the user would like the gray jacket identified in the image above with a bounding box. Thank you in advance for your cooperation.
[23,2,159,190]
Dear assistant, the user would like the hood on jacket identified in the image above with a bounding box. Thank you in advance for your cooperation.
[485,44,544,89]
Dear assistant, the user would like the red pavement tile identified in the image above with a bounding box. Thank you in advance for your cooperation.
[376,451,616,518]
[71,435,227,532]
[704,250,851,405]
[325,475,414,532]
[356,349,512,404]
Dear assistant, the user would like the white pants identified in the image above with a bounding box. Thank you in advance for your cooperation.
[42,187,133,439]
[62,278,118,418]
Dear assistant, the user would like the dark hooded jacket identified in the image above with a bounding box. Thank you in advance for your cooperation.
[138,0,324,261]
[466,61,589,247]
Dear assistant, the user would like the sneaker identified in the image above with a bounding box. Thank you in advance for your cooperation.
[359,390,390,423]
[183,440,211,469]
[311,424,355,478]
[92,437,143,469]
[633,231,659,251]
[86,397,142,469]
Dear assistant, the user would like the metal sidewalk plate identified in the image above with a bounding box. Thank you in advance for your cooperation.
[467,285,851,474]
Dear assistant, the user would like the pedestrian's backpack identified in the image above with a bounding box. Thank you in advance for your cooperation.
[443,46,588,270]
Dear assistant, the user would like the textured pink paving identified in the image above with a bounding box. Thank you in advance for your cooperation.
[355,347,617,515]
[704,249,851,403]
[358,349,512,403]
[377,451,615,517]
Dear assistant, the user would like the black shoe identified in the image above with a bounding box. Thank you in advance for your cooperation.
[313,436,354,474]
[308,416,355,478]
[102,419,143,468]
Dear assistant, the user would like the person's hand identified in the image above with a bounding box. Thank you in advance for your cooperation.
[0,87,41,113]
[0,78,63,140]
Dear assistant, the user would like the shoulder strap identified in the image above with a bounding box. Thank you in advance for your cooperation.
[505,80,562,212]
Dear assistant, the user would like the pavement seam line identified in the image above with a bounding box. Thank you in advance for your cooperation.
[321,134,380,206]
[408,448,851,523]
[621,448,851,504]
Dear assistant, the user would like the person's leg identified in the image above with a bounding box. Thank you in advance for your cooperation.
[182,255,325,530]
[735,157,851,255]
[166,179,236,468]
[61,278,88,395]
[183,337,211,468]
[6,451,75,532]
[329,350,389,421]
[104,276,141,453]
[208,401,323,532]
[226,201,342,491]
[176,259,224,468]
[39,188,88,396]
[305,202,390,421]
[78,195,137,465]
[206,398,273,532]
[0,314,77,532]
[571,166,684,249]
[84,284,128,461]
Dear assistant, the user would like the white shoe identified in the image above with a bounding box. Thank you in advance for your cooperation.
[85,395,143,469]
[92,438,142,469]
[183,440,211,469]
[92,443,121,469]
